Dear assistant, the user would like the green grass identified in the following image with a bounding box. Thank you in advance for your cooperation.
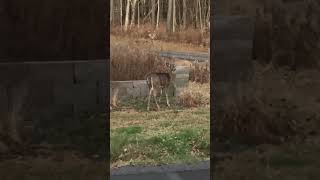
[110,101,210,168]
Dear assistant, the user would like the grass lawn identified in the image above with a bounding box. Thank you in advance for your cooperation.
[110,97,210,168]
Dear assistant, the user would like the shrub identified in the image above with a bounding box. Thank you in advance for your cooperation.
[111,45,174,81]
[189,61,210,84]
[177,82,209,108]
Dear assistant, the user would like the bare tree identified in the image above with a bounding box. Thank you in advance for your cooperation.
[138,0,140,27]
[156,0,160,29]
[124,0,131,31]
[198,0,203,31]
[120,0,123,27]
[151,0,156,26]
[182,0,187,29]
[172,0,176,32]
[130,0,138,26]
[166,0,172,32]
[111,0,209,32]
[206,1,210,28]
[111,0,114,24]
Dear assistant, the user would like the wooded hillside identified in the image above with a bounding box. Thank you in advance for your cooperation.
[110,0,210,33]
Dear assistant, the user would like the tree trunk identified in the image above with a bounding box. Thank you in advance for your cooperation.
[172,0,176,32]
[166,0,173,33]
[120,0,123,27]
[206,1,210,28]
[156,0,160,29]
[195,1,198,28]
[111,0,114,24]
[151,0,156,26]
[130,0,138,26]
[138,0,140,28]
[183,0,187,29]
[198,0,203,31]
[124,0,131,31]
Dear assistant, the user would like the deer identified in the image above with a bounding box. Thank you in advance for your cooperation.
[145,62,176,111]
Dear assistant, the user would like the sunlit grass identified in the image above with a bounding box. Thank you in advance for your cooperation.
[110,104,210,168]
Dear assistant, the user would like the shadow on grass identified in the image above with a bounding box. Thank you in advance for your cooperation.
[114,96,185,113]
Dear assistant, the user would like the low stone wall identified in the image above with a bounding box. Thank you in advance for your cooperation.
[0,60,107,139]
[110,66,190,103]
[212,15,254,110]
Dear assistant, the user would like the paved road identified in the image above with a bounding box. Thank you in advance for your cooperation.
[110,161,210,180]
[157,51,209,62]
[111,169,209,180]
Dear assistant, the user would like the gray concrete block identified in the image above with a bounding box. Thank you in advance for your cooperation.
[213,55,254,82]
[133,80,147,88]
[29,104,72,124]
[127,86,141,98]
[72,82,97,106]
[53,83,75,105]
[28,80,54,107]
[175,66,190,74]
[97,81,107,107]
[212,40,253,57]
[175,73,189,79]
[175,78,189,87]
[140,85,149,97]
[117,87,129,100]
[74,61,107,82]
[29,63,73,83]
[0,64,29,84]
[53,82,97,106]
[111,81,134,89]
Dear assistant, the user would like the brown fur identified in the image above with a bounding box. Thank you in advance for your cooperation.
[146,63,176,111]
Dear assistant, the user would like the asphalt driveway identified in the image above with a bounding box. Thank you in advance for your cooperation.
[110,161,210,180]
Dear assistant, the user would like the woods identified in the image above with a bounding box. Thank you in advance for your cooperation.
[110,0,210,33]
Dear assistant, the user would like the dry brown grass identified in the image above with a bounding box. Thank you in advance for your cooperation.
[111,23,210,47]
[189,61,210,84]
[111,44,208,81]
[111,44,174,81]
[177,82,210,108]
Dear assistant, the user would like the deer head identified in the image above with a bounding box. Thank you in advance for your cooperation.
[165,62,176,73]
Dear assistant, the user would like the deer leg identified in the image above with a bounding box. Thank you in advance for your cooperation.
[165,89,170,107]
[158,89,162,103]
[147,88,153,111]
[153,90,160,111]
